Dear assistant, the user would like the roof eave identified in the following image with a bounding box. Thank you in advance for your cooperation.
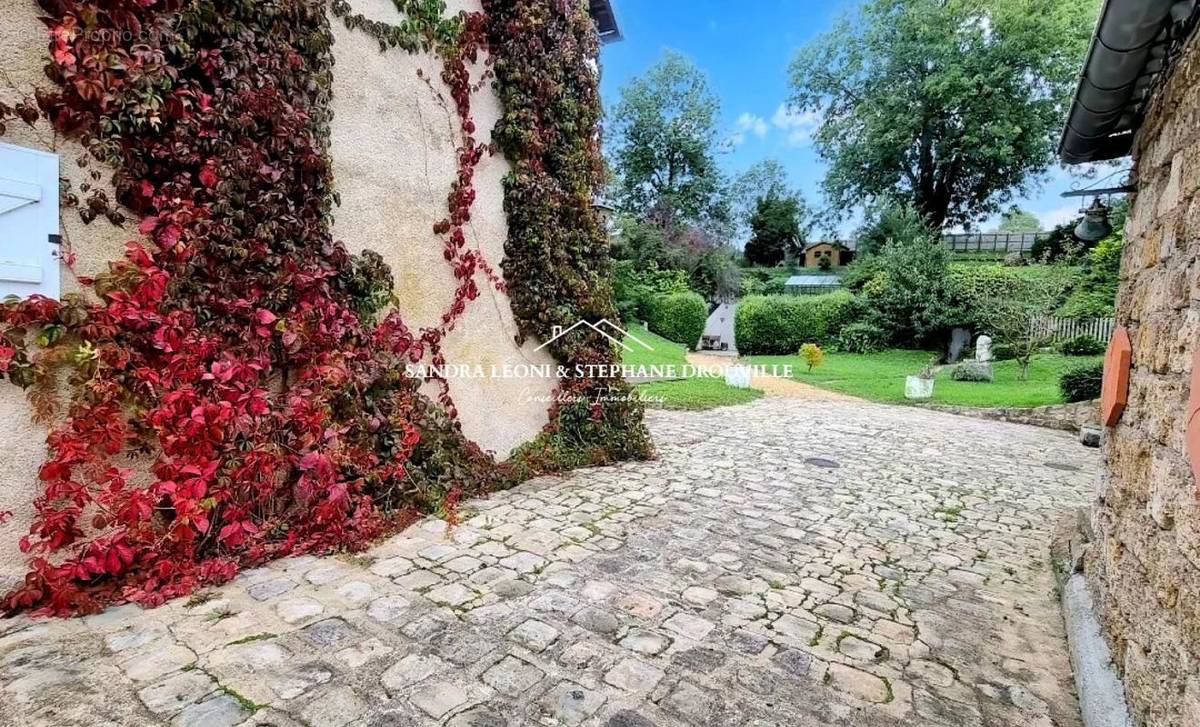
[1058,0,1198,165]
[589,0,623,44]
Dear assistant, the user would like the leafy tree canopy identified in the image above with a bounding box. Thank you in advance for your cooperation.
[995,206,1041,233]
[788,0,1096,230]
[728,159,808,239]
[745,194,805,267]
[854,205,934,258]
[610,50,729,231]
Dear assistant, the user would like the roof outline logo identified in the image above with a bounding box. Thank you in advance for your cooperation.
[534,319,654,353]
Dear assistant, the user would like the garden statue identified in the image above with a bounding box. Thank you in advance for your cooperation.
[953,334,995,382]
[975,335,994,362]
[947,327,972,363]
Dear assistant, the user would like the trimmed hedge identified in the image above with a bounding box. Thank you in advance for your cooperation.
[644,292,708,348]
[735,291,856,355]
[836,321,887,353]
[1059,362,1104,402]
[1060,334,1106,356]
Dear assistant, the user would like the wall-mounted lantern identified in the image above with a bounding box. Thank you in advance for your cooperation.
[592,199,617,234]
[1074,197,1114,242]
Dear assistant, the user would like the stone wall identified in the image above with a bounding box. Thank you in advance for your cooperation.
[921,399,1100,433]
[1086,30,1200,727]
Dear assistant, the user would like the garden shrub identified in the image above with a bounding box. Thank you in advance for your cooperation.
[1060,334,1106,356]
[1058,235,1122,318]
[836,321,887,353]
[739,267,791,297]
[990,342,1018,361]
[613,262,692,323]
[818,290,865,335]
[734,292,848,355]
[947,263,1079,331]
[644,292,707,347]
[1030,220,1089,262]
[762,277,788,295]
[858,234,956,347]
[1059,362,1104,402]
[799,343,825,372]
[951,361,994,382]
[611,219,738,301]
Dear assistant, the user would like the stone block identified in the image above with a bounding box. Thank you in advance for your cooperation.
[1080,426,1103,448]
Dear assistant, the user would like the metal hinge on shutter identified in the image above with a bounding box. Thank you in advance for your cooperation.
[0,176,42,216]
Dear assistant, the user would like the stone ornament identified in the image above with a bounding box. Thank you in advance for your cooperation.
[1187,350,1200,492]
[975,335,993,362]
[1101,326,1132,427]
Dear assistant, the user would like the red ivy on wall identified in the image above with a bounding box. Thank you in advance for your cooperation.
[0,0,648,616]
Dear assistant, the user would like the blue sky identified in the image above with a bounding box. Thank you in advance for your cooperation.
[596,0,1119,239]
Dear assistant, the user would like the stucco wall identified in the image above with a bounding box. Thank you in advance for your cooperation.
[1087,31,1200,726]
[327,0,556,458]
[0,0,557,593]
[0,0,147,594]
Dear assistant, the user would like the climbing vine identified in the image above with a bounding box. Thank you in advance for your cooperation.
[0,0,647,616]
[484,0,653,471]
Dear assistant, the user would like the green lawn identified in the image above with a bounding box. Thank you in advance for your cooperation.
[636,376,764,410]
[622,323,764,410]
[622,324,689,367]
[749,349,1102,408]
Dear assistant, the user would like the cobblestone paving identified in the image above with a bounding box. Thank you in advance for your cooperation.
[0,399,1099,726]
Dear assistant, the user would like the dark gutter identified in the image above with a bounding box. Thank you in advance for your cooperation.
[1058,0,1198,164]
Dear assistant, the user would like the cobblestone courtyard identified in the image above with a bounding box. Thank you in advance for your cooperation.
[0,399,1098,726]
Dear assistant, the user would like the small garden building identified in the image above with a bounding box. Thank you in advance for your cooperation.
[784,274,843,295]
[801,241,855,268]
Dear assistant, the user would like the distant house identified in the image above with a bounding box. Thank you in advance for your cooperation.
[801,241,855,268]
[784,274,843,296]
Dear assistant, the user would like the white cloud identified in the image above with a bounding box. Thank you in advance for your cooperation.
[771,103,821,146]
[739,113,769,138]
[727,112,769,148]
[1038,204,1081,230]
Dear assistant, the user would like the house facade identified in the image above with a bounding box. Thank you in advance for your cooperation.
[801,241,855,268]
[0,0,635,601]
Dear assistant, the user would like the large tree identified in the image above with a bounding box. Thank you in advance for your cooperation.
[610,51,728,230]
[995,206,1041,233]
[728,159,813,245]
[744,194,804,267]
[788,0,1096,230]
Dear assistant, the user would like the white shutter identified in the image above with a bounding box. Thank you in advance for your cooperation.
[0,142,60,300]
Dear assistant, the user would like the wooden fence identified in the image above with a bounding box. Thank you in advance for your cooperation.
[1030,316,1116,343]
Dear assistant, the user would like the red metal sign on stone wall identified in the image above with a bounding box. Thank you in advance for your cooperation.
[1101,326,1131,427]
